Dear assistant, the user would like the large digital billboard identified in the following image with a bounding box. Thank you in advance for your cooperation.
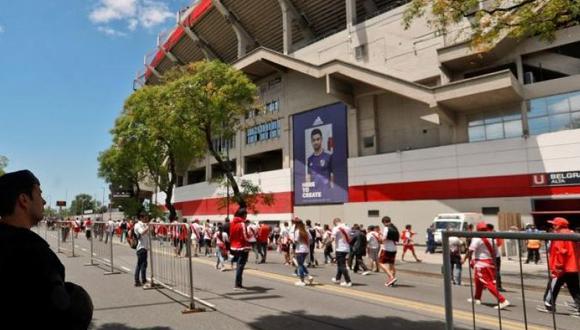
[293,103,348,205]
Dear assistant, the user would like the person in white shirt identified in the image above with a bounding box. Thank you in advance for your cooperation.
[331,218,352,287]
[293,220,314,286]
[245,221,260,263]
[134,214,150,287]
[213,223,229,271]
[366,225,380,272]
[190,219,202,257]
[322,224,334,264]
[462,222,510,309]
[203,222,213,257]
[379,216,398,287]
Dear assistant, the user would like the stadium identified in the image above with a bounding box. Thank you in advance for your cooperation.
[135,0,580,239]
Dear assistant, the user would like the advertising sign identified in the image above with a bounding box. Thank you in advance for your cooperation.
[293,103,348,205]
[532,171,580,186]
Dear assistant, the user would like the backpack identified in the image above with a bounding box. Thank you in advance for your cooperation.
[386,224,400,242]
[127,227,140,249]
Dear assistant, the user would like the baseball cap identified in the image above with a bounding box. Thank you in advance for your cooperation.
[548,217,569,228]
[476,221,488,231]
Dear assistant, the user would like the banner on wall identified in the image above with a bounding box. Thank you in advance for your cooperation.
[293,103,348,205]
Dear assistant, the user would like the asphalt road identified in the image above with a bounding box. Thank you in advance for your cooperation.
[37,227,578,330]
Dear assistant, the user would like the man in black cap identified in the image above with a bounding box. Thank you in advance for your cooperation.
[0,170,93,329]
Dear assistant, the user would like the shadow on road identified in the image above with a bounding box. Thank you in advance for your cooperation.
[246,309,475,330]
[90,323,172,330]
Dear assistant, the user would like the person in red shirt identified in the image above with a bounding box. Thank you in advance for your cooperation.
[257,222,271,264]
[537,217,580,316]
[401,224,421,262]
[229,208,250,290]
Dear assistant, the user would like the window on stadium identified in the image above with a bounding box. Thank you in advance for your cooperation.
[246,120,281,144]
[527,91,580,135]
[468,110,523,142]
[211,136,235,154]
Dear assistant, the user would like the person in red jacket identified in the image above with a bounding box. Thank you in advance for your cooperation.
[229,208,250,290]
[537,217,580,316]
[257,222,271,264]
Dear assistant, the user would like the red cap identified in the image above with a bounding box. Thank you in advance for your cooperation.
[548,217,569,228]
[476,222,488,231]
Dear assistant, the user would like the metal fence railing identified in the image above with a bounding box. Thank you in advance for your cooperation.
[442,230,580,330]
[147,223,215,313]
[87,221,121,275]
[54,221,76,257]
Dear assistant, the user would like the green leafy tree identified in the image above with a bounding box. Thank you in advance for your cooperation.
[118,83,204,219]
[0,155,8,176]
[216,178,274,215]
[69,194,99,216]
[165,60,265,210]
[403,0,580,49]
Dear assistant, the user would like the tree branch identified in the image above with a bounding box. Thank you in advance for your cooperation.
[479,0,537,15]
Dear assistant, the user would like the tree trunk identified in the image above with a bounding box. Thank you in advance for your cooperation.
[165,152,178,220]
[204,126,246,209]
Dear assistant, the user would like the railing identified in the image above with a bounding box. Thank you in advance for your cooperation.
[88,221,121,275]
[147,223,215,313]
[54,221,77,257]
[442,230,580,330]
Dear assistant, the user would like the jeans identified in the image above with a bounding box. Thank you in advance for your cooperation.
[135,248,148,284]
[426,238,436,253]
[450,255,462,285]
[296,253,309,280]
[257,242,268,262]
[324,244,334,263]
[216,250,226,269]
[233,250,249,288]
[353,253,369,273]
[308,244,316,265]
[335,251,351,283]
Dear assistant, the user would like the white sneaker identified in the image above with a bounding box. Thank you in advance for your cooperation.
[467,298,481,305]
[307,276,314,285]
[361,271,370,276]
[340,282,352,287]
[331,277,340,284]
[295,281,306,287]
[495,300,510,310]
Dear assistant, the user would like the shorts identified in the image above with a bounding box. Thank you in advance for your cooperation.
[281,244,290,253]
[379,250,397,264]
[368,248,379,261]
[403,245,415,253]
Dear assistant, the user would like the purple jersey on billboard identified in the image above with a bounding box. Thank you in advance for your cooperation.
[293,103,348,205]
[307,151,333,196]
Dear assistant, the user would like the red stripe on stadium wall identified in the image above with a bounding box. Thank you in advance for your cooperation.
[174,191,293,216]
[348,174,580,202]
[174,174,580,215]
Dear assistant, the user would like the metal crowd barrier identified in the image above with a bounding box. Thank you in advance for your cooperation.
[442,230,580,330]
[54,221,76,257]
[87,221,121,275]
[147,223,214,313]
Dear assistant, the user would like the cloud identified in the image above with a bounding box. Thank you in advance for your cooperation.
[0,25,4,34]
[90,0,174,36]
[97,26,128,37]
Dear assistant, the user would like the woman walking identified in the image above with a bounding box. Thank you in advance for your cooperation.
[293,220,314,286]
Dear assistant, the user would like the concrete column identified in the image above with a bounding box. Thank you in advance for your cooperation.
[280,1,293,55]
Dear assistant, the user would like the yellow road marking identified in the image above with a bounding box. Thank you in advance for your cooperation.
[188,255,549,330]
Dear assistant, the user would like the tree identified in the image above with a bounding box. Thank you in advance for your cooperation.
[0,155,7,176]
[403,0,580,49]
[165,61,264,210]
[117,83,204,219]
[69,194,99,216]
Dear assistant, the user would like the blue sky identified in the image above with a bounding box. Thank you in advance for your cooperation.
[0,0,189,207]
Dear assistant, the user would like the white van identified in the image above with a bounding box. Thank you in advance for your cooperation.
[432,213,483,246]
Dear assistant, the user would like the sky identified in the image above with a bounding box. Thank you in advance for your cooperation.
[0,0,191,207]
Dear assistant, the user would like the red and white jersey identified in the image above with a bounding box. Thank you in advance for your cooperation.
[469,237,499,268]
[203,226,213,240]
[402,230,415,246]
[190,223,202,240]
[246,223,258,243]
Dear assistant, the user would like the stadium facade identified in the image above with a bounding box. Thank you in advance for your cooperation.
[137,0,580,238]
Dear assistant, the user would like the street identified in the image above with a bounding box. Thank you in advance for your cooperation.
[40,228,578,330]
